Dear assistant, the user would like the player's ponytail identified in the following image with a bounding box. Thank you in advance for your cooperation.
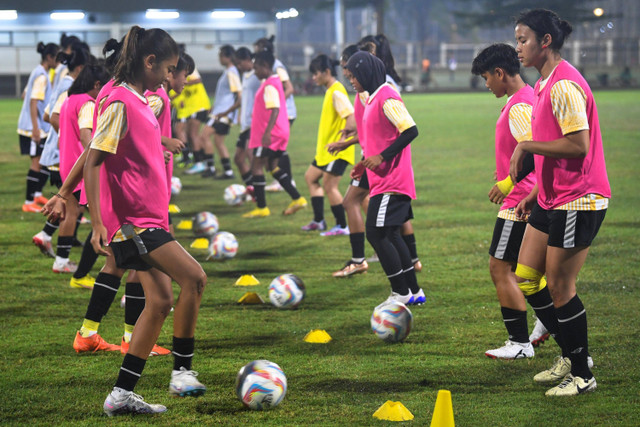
[102,37,123,76]
[516,9,573,51]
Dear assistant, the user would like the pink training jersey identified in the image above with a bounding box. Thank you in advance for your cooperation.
[99,85,168,242]
[496,85,536,211]
[532,60,611,209]
[361,84,416,199]
[249,75,289,151]
[146,86,173,199]
[59,93,94,196]
[353,92,367,149]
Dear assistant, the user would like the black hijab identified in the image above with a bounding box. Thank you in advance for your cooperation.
[345,51,386,94]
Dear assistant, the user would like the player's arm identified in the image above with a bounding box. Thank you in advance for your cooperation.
[276,67,294,99]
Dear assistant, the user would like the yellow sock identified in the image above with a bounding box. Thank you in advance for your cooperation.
[123,323,134,343]
[80,319,100,338]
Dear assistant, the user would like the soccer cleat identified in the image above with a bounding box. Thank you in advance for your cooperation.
[320,225,350,236]
[301,219,327,231]
[169,367,207,397]
[529,318,550,347]
[33,195,49,205]
[282,197,308,215]
[200,168,216,178]
[414,260,423,273]
[33,231,55,258]
[73,332,121,353]
[242,207,271,218]
[52,259,78,274]
[184,162,206,175]
[120,338,171,357]
[103,387,167,417]
[214,171,235,180]
[534,355,594,384]
[265,179,284,192]
[376,292,414,310]
[332,260,369,277]
[545,374,597,396]
[367,253,380,263]
[485,340,535,360]
[22,202,42,213]
[409,288,426,305]
[69,274,95,289]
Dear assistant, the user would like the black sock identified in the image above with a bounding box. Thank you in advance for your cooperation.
[194,149,205,163]
[221,157,232,174]
[115,353,146,391]
[74,213,83,239]
[278,151,292,176]
[402,233,419,263]
[26,169,40,202]
[367,225,409,295]
[330,204,347,228]
[173,337,195,371]
[43,219,59,237]
[84,273,121,322]
[350,232,365,261]
[73,231,98,278]
[390,230,419,293]
[526,287,567,357]
[311,196,324,222]
[125,282,146,326]
[501,307,529,343]
[241,172,253,186]
[556,295,592,379]
[272,168,301,200]
[36,166,50,193]
[204,153,214,168]
[56,236,73,259]
[253,175,266,208]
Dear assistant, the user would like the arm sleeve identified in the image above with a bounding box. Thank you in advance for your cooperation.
[31,75,47,101]
[263,85,280,109]
[52,91,68,115]
[77,100,95,130]
[228,71,242,93]
[382,99,416,133]
[91,102,127,154]
[508,102,532,143]
[332,91,354,118]
[380,126,418,161]
[276,67,290,83]
[550,79,589,135]
[515,152,534,183]
[147,94,164,118]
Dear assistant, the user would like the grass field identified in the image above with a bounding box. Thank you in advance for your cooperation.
[0,90,639,426]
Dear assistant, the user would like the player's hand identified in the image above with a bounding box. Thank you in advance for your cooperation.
[41,195,67,222]
[32,132,41,144]
[164,137,185,154]
[91,223,111,256]
[350,161,365,179]
[509,143,526,183]
[164,151,171,164]
[515,197,534,220]
[327,141,349,155]
[488,184,506,204]
[362,154,383,170]
[262,133,271,148]
[493,169,498,180]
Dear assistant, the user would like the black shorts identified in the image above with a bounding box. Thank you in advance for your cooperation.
[350,168,370,190]
[191,110,209,123]
[311,158,349,176]
[366,193,413,228]
[19,134,44,157]
[71,190,81,203]
[489,217,527,262]
[528,202,607,249]
[50,169,62,188]
[253,146,284,160]
[236,129,250,149]
[210,120,230,135]
[110,227,175,271]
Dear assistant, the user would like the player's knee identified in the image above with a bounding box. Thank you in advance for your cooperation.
[515,263,547,296]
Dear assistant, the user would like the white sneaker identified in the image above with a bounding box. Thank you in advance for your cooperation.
[265,179,284,192]
[103,387,167,417]
[169,367,206,397]
[534,356,594,384]
[485,340,534,359]
[545,374,597,396]
[184,162,206,175]
[376,292,413,310]
[33,231,55,258]
[409,288,426,305]
[52,259,78,273]
[529,318,550,347]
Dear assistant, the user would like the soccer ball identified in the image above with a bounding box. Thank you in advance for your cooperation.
[192,211,219,237]
[224,184,246,206]
[170,176,182,195]
[268,274,305,309]
[370,301,413,343]
[236,360,287,410]
[207,231,238,260]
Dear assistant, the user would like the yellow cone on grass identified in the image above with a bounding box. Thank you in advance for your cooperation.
[430,390,455,427]
[168,204,181,213]
[303,329,332,343]
[372,400,414,421]
[237,292,264,304]
[190,238,209,249]
[177,219,192,230]
[234,275,261,286]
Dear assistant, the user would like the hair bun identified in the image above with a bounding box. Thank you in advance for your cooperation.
[268,35,276,43]
[37,42,45,53]
[559,20,573,36]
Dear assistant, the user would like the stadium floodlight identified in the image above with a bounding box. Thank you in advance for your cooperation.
[211,10,246,19]
[593,7,604,17]
[50,11,85,21]
[0,10,18,20]
[145,9,180,20]
[276,8,299,20]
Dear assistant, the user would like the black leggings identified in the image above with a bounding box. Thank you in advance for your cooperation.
[366,225,415,295]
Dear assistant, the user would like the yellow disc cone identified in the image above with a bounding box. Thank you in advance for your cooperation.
[168,204,181,213]
[430,390,455,427]
[237,292,264,304]
[190,238,209,249]
[177,219,193,230]
[372,401,414,421]
[303,329,332,343]
[234,275,261,286]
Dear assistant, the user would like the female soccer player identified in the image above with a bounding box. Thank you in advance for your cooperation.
[301,54,355,235]
[17,42,58,212]
[345,52,424,306]
[242,50,306,218]
[83,26,207,415]
[510,9,610,396]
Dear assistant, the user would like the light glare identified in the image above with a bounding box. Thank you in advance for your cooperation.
[211,10,245,19]
[50,11,85,21]
[0,10,18,20]
[276,8,299,20]
[593,7,604,17]
[145,9,180,20]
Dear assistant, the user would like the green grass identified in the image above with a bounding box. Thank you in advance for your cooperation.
[0,91,639,426]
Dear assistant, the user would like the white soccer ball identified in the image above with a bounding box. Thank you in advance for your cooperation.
[192,211,219,237]
[236,360,287,410]
[371,301,413,343]
[171,176,182,195]
[207,231,238,259]
[224,184,247,206]
[268,274,305,309]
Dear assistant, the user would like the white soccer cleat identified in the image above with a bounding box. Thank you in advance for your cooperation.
[265,179,284,192]
[534,355,594,384]
[485,340,534,359]
[169,367,206,397]
[52,259,78,274]
[103,387,167,417]
[33,231,55,258]
[529,318,550,347]
[376,292,413,310]
[409,288,426,305]
[545,374,597,396]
